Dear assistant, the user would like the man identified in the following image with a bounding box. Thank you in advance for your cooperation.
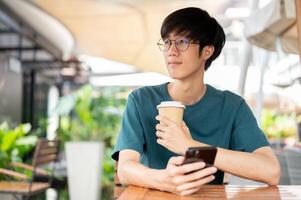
[112,7,280,196]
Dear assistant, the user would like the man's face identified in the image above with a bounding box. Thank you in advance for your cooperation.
[162,32,207,80]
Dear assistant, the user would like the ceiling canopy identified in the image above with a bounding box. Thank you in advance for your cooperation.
[34,0,242,74]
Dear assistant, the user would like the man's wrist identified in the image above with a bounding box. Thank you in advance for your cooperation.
[151,169,167,191]
[183,139,207,154]
[182,139,196,155]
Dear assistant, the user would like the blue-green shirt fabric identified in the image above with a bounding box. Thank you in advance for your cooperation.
[112,83,270,184]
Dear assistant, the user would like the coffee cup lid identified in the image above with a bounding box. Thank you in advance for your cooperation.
[156,101,186,109]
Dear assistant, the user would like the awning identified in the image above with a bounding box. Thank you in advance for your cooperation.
[0,0,75,60]
[34,0,234,74]
[244,0,299,54]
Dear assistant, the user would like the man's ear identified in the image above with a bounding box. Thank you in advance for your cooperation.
[202,45,215,60]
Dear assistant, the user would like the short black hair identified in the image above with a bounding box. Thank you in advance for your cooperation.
[161,7,225,70]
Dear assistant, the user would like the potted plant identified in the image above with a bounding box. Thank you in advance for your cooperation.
[56,85,126,200]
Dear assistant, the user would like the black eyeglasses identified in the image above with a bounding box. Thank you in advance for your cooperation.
[157,38,199,51]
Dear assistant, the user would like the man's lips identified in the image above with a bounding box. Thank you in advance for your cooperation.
[168,61,182,65]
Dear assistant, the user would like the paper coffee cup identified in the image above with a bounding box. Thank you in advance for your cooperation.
[156,101,185,124]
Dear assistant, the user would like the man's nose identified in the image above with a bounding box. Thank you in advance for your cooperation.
[168,42,179,55]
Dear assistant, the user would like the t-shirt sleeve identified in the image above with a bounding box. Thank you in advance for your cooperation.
[111,93,145,161]
[230,99,270,152]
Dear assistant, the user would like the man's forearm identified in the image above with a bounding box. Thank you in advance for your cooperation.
[118,160,164,190]
[186,140,280,185]
[214,147,280,185]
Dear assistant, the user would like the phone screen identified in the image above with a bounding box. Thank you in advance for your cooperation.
[182,146,217,166]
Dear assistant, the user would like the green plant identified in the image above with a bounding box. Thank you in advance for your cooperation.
[0,122,38,179]
[57,85,126,142]
[261,110,297,140]
[30,118,49,138]
[56,84,128,198]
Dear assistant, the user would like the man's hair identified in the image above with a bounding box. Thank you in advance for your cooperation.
[161,7,225,70]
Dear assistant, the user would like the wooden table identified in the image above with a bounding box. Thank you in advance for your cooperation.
[118,185,301,200]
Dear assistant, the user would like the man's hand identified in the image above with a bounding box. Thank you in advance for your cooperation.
[156,115,196,155]
[159,156,217,196]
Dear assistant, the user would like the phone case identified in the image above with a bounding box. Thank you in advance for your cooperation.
[182,146,217,166]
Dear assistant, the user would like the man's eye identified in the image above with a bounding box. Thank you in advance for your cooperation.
[178,39,189,44]
[163,40,170,45]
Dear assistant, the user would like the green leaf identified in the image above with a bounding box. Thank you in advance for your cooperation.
[1,130,17,152]
[14,123,31,137]
[16,135,38,146]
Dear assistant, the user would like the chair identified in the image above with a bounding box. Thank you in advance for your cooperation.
[114,162,126,199]
[0,139,60,200]
[284,146,301,184]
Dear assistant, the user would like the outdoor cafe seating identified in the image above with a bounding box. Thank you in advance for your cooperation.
[0,139,60,200]
[1,0,301,199]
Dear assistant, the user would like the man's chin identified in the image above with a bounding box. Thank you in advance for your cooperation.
[168,74,187,80]
[167,69,190,80]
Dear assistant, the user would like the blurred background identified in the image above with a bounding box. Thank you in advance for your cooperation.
[0,0,301,199]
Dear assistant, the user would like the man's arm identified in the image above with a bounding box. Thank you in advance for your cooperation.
[179,138,280,185]
[117,149,162,189]
[156,116,281,185]
[214,146,280,185]
[183,131,281,185]
[118,149,217,196]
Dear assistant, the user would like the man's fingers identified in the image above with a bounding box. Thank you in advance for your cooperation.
[157,138,165,146]
[169,162,206,179]
[172,166,217,185]
[176,175,215,193]
[184,166,217,182]
[178,186,201,196]
[168,156,185,166]
[156,123,172,132]
[156,115,178,126]
[189,166,216,182]
[156,131,164,138]
[178,162,207,174]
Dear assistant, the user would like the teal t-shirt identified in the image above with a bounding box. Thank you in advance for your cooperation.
[112,83,270,184]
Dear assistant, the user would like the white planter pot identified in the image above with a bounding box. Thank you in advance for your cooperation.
[66,141,104,200]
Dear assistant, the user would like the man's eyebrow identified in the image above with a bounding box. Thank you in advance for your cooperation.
[164,32,188,39]
[178,32,188,36]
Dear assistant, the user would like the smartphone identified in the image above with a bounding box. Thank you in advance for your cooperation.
[182,146,217,167]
